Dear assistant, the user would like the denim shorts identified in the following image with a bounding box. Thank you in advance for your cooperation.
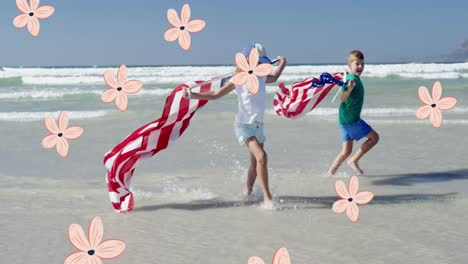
[234,121,266,145]
[340,119,372,142]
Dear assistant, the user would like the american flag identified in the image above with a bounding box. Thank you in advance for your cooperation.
[103,77,230,212]
[273,72,346,118]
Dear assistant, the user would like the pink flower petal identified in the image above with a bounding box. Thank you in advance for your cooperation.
[334,180,349,199]
[104,70,118,89]
[58,112,69,132]
[56,137,69,157]
[13,14,29,28]
[27,16,40,37]
[332,199,348,213]
[178,30,191,51]
[35,5,55,19]
[42,134,58,148]
[186,19,205,33]
[68,224,91,251]
[432,81,442,102]
[88,216,103,249]
[429,108,442,128]
[418,86,432,105]
[117,65,127,87]
[166,8,181,27]
[416,105,431,119]
[30,0,39,12]
[101,89,117,103]
[180,4,191,25]
[116,93,128,112]
[164,28,180,42]
[246,75,259,94]
[248,257,265,264]
[44,115,59,134]
[437,97,457,110]
[235,53,250,72]
[346,202,359,222]
[64,252,102,264]
[354,191,374,204]
[123,80,143,94]
[248,48,259,68]
[231,72,248,86]
[64,126,83,140]
[89,256,103,264]
[253,63,273,77]
[272,247,290,264]
[95,239,126,259]
[348,176,359,197]
[16,0,30,13]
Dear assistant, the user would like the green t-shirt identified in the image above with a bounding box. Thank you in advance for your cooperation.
[339,73,364,124]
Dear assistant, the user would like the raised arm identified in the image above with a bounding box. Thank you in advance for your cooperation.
[340,80,355,102]
[183,81,236,100]
[266,56,287,83]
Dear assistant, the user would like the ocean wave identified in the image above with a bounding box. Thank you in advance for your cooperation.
[0,86,291,100]
[18,76,226,85]
[0,90,100,99]
[1,66,233,85]
[1,62,468,86]
[0,88,175,100]
[266,107,468,117]
[0,110,107,122]
[0,76,22,86]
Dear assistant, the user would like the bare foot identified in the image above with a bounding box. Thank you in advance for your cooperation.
[260,199,276,210]
[347,159,364,175]
[328,167,337,176]
[244,186,253,196]
[264,194,273,203]
[328,161,342,176]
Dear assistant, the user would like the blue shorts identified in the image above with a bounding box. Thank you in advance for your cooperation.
[234,121,266,145]
[340,119,372,142]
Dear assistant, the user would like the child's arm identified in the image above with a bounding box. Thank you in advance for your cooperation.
[182,81,236,100]
[266,56,287,83]
[340,80,355,102]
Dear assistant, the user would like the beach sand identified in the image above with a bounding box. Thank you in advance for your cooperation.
[1,112,468,263]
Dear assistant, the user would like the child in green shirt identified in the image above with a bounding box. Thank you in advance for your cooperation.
[328,50,379,175]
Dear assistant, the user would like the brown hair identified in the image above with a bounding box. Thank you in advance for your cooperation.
[348,50,365,63]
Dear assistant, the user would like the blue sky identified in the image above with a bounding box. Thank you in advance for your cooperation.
[0,0,467,66]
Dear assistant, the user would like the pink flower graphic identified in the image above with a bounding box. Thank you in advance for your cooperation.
[248,247,290,264]
[231,48,273,94]
[416,81,457,128]
[65,216,125,264]
[102,65,143,112]
[164,3,206,51]
[332,176,374,222]
[41,112,83,158]
[13,0,55,37]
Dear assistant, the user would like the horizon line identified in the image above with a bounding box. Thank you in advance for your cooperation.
[1,60,467,68]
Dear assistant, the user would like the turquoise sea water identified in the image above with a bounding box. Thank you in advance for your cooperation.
[0,63,467,120]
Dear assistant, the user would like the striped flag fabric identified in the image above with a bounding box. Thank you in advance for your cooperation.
[103,77,230,212]
[273,72,346,118]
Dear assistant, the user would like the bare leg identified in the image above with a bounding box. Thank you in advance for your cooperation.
[246,152,257,195]
[348,130,379,174]
[328,140,353,175]
[246,138,272,203]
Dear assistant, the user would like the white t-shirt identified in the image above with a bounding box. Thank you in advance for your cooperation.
[231,76,266,124]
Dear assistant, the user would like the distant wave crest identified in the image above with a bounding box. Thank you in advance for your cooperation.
[0,89,173,100]
[0,110,107,122]
[0,76,22,86]
[1,62,468,86]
